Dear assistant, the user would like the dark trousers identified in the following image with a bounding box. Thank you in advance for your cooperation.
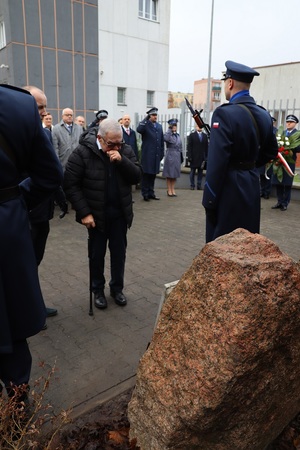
[88,216,127,294]
[30,221,50,266]
[141,173,156,198]
[276,185,291,207]
[190,167,203,189]
[0,340,32,391]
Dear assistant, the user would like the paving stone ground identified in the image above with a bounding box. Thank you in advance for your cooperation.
[29,187,300,416]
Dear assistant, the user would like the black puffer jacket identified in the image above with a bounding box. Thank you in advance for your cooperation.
[64,128,142,231]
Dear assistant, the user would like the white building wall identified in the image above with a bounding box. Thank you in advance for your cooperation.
[220,61,300,125]
[98,0,170,126]
[251,62,300,105]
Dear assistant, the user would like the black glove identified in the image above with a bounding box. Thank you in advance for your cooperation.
[58,202,68,219]
[205,208,217,226]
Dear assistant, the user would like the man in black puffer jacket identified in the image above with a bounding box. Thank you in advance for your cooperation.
[64,118,142,309]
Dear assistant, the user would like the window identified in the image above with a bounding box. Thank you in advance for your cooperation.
[117,87,126,105]
[139,0,158,21]
[0,22,6,49]
[147,90,154,108]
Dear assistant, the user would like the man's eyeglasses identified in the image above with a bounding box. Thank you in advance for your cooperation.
[100,137,125,149]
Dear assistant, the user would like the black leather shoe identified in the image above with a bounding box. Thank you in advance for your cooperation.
[42,323,48,330]
[46,307,58,317]
[110,291,127,306]
[280,205,287,211]
[149,195,160,200]
[94,292,107,309]
[271,203,281,209]
[143,196,150,201]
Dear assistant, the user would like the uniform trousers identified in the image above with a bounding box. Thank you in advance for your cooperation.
[0,340,32,392]
[89,216,127,294]
[30,221,50,266]
[275,184,291,207]
[141,173,156,198]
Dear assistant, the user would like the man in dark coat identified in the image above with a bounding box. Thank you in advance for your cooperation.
[0,84,63,399]
[187,124,208,190]
[64,119,142,309]
[137,107,164,201]
[202,61,278,243]
[271,114,300,211]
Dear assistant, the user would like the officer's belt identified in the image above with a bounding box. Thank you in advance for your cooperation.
[229,161,255,170]
[0,185,20,202]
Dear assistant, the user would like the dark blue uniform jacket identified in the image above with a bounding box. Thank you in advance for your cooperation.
[202,94,278,242]
[0,85,63,353]
[137,119,164,174]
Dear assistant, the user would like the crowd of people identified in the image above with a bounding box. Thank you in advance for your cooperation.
[1,60,299,421]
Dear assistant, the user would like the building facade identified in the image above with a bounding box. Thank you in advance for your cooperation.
[168,91,193,109]
[0,0,170,125]
[193,78,222,114]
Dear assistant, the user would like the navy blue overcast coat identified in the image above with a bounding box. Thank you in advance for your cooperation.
[0,85,63,353]
[202,94,278,243]
[137,118,164,174]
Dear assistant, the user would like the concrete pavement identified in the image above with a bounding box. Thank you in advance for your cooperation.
[29,187,300,417]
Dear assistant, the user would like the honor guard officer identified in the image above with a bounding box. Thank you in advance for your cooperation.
[202,60,278,243]
[137,107,164,201]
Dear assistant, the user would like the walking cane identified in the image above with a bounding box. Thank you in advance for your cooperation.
[87,234,94,316]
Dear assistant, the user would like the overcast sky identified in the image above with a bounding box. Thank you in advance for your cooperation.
[168,0,300,92]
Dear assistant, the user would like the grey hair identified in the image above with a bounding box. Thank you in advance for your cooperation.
[98,118,122,137]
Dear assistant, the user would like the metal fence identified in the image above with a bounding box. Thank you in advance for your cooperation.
[133,99,300,164]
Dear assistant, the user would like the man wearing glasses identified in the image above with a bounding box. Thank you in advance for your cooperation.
[52,108,83,169]
[64,119,142,308]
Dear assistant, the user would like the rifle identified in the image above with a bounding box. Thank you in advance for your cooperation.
[185,97,211,138]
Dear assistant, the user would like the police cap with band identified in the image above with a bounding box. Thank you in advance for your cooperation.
[168,118,178,126]
[146,107,158,116]
[286,114,299,123]
[96,109,108,120]
[221,60,260,83]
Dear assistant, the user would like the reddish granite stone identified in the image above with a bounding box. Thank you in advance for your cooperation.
[128,229,300,450]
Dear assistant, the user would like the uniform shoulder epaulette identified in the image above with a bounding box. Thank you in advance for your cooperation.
[0,84,31,95]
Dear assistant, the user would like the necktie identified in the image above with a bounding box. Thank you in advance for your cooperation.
[126,128,130,135]
[67,124,72,134]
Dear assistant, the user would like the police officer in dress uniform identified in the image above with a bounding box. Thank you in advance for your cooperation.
[202,61,278,243]
[0,84,63,402]
[271,114,300,211]
[137,107,164,201]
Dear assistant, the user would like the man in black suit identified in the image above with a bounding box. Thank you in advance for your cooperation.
[122,114,139,160]
[187,124,208,190]
[0,84,63,401]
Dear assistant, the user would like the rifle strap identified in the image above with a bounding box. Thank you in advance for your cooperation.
[0,131,17,166]
[237,104,261,147]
